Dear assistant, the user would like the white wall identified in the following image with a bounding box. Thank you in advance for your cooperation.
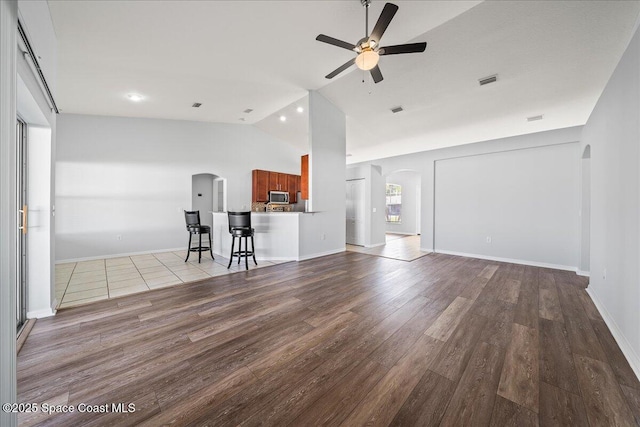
[56,114,304,261]
[435,143,580,269]
[350,126,583,258]
[385,170,421,235]
[299,91,346,259]
[582,21,640,379]
[580,149,591,273]
[370,165,386,245]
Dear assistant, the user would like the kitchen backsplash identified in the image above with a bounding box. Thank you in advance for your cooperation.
[251,202,294,212]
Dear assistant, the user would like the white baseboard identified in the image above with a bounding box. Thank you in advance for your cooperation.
[576,270,590,277]
[56,247,185,264]
[364,242,386,248]
[420,247,434,253]
[27,301,57,319]
[434,249,577,272]
[586,287,640,382]
[297,248,346,261]
[386,231,417,236]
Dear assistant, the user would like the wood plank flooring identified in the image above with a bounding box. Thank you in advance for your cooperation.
[17,252,640,426]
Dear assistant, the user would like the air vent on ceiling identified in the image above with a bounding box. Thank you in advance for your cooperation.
[478,74,498,86]
[243,108,254,114]
[391,106,404,114]
[192,102,202,108]
[527,114,544,122]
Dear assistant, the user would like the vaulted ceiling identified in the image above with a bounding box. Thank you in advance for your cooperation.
[49,1,640,163]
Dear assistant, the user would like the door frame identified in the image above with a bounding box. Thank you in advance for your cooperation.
[16,117,27,333]
[346,178,366,246]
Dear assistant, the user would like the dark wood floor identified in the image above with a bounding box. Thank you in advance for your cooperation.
[18,252,640,426]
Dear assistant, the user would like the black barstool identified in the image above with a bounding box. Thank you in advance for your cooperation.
[184,210,214,263]
[227,211,257,270]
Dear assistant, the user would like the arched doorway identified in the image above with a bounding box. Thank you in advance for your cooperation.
[191,173,226,228]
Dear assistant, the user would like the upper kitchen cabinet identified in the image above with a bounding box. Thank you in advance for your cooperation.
[269,172,286,192]
[252,170,270,202]
[252,169,301,203]
[287,174,298,203]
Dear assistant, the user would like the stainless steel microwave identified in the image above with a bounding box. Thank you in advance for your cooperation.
[269,191,289,204]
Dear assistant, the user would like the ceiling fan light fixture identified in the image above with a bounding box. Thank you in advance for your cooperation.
[355,50,379,71]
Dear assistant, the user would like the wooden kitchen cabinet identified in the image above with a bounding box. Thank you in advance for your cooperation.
[301,155,309,200]
[287,174,298,203]
[252,170,270,202]
[269,172,286,192]
[252,169,301,203]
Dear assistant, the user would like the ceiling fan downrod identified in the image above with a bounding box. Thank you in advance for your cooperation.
[361,0,371,38]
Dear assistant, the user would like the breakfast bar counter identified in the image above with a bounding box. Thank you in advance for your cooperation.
[211,212,301,261]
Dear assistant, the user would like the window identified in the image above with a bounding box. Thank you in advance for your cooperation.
[386,183,401,223]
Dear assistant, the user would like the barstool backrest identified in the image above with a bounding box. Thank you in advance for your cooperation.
[184,210,201,228]
[228,211,251,233]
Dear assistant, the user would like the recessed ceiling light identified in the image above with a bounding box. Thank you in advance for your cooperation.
[391,106,403,114]
[527,114,544,122]
[279,115,287,122]
[296,106,304,113]
[127,93,144,102]
[192,102,202,108]
[244,108,254,114]
[239,118,246,121]
[346,153,353,157]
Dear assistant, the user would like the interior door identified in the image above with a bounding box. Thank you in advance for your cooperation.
[16,118,27,332]
[346,179,365,246]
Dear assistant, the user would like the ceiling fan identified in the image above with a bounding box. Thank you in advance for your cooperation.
[316,0,427,83]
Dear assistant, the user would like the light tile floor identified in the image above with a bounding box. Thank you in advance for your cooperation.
[346,234,428,262]
[55,251,286,309]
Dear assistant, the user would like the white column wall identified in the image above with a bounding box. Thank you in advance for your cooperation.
[582,21,640,379]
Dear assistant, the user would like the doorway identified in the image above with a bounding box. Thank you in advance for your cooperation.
[385,170,421,236]
[192,173,226,228]
[346,179,365,246]
[16,118,27,332]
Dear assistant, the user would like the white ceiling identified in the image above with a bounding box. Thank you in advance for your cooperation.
[49,1,640,163]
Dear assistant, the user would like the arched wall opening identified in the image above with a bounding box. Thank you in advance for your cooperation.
[191,173,226,228]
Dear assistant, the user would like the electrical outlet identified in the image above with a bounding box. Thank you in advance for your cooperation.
[603,268,607,280]
[486,236,492,243]
[117,235,122,241]
[321,233,326,240]
[372,208,377,213]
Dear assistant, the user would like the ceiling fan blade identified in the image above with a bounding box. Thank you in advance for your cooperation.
[370,65,383,84]
[325,58,356,79]
[379,42,427,56]
[316,34,356,51]
[368,3,399,45]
